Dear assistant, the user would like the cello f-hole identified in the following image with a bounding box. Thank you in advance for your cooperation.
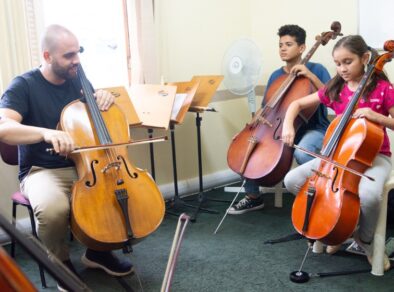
[117,155,138,179]
[331,166,339,193]
[273,117,282,140]
[85,160,99,187]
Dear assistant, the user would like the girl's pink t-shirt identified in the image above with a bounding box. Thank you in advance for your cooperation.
[318,79,394,157]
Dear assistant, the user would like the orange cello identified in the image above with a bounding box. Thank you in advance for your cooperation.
[227,22,342,186]
[0,212,89,291]
[292,41,394,245]
[0,247,36,292]
[59,64,165,251]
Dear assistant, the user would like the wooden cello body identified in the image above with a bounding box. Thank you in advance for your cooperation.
[292,117,383,245]
[227,77,315,186]
[291,41,394,245]
[60,65,165,251]
[0,212,89,291]
[227,22,342,186]
[0,247,36,292]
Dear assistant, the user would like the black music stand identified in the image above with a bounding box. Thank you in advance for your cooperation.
[184,75,224,222]
[128,83,177,180]
[147,128,156,180]
[165,80,218,217]
[165,122,219,217]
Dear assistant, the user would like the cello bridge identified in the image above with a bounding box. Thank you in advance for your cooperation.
[311,169,331,179]
[248,136,258,145]
[102,161,121,173]
[257,116,273,127]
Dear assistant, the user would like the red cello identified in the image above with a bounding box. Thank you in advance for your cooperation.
[227,22,342,186]
[292,41,394,245]
[59,64,165,251]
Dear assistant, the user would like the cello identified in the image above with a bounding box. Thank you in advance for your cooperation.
[0,247,37,292]
[291,41,394,245]
[0,212,89,291]
[227,22,342,186]
[59,64,165,251]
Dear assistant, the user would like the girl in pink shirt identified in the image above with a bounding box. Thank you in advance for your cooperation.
[282,35,394,271]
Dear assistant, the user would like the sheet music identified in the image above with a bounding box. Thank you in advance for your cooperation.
[171,93,187,121]
[167,80,200,124]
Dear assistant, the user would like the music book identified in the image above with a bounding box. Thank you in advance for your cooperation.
[102,86,141,126]
[189,75,224,111]
[166,80,200,124]
[128,84,177,129]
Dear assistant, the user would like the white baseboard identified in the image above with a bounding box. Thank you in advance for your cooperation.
[0,169,240,244]
[159,169,240,199]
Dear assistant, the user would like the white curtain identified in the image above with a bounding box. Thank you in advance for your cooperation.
[0,0,34,93]
[126,0,159,85]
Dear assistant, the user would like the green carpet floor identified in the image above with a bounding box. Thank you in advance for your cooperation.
[3,186,394,291]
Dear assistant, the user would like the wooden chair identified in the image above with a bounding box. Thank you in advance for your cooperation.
[0,142,47,288]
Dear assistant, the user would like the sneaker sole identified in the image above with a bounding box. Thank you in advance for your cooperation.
[81,254,134,277]
[227,203,265,215]
[57,284,68,292]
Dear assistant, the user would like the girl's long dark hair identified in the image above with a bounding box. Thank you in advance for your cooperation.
[325,35,389,102]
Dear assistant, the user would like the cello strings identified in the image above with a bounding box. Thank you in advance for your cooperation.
[77,64,121,190]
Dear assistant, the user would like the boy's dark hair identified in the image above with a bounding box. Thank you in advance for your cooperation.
[278,25,306,45]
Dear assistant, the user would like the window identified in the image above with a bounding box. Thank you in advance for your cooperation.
[41,0,129,88]
[359,0,394,49]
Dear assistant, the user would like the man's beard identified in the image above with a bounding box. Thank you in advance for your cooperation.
[52,62,78,80]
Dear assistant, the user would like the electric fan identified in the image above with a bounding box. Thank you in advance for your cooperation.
[221,38,263,114]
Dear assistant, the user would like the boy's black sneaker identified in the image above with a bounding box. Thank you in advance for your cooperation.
[227,196,264,215]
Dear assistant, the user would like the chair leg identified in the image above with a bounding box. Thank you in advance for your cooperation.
[27,206,47,288]
[11,202,17,258]
[27,207,37,237]
[274,182,283,208]
[38,263,47,288]
[371,186,389,276]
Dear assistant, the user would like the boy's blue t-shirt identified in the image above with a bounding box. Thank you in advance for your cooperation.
[263,62,331,137]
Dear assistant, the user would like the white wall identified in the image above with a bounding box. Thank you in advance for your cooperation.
[148,0,361,191]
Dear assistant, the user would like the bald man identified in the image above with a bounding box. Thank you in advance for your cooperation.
[0,25,133,286]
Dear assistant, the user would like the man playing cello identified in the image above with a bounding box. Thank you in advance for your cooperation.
[0,24,133,290]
